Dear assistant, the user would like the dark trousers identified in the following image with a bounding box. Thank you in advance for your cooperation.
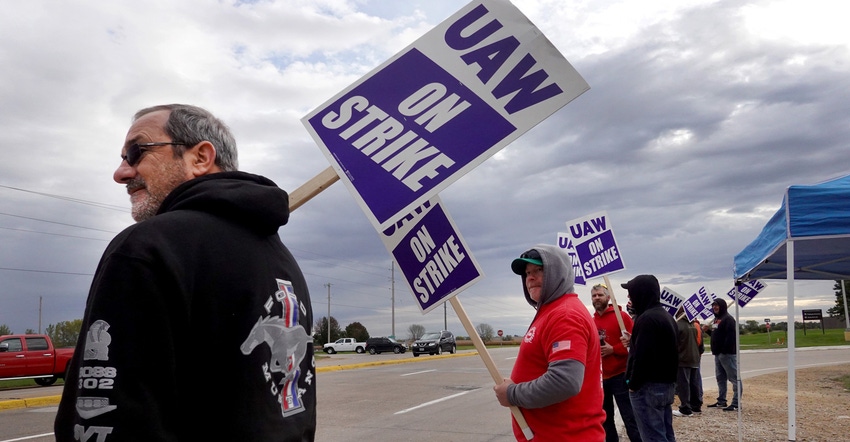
[676,366,702,413]
[603,373,643,442]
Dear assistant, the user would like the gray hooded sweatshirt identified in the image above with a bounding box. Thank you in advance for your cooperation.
[508,244,586,408]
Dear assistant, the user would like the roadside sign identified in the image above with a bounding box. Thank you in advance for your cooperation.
[497,330,503,337]
[765,318,771,323]
[379,196,483,314]
[563,211,625,280]
[302,0,589,230]
[802,309,823,320]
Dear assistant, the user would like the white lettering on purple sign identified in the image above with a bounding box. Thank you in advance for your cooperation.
[410,226,467,302]
[319,82,467,191]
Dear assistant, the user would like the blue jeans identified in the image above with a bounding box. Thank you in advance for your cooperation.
[714,353,741,407]
[629,382,675,442]
[603,373,642,442]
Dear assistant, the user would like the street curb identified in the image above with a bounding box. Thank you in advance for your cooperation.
[0,394,61,410]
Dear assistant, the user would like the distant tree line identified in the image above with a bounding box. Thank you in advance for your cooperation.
[0,319,82,348]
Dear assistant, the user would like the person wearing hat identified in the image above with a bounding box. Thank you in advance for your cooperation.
[493,245,605,441]
[621,275,678,442]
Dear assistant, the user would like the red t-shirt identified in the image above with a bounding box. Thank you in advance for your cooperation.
[593,305,634,379]
[510,294,605,441]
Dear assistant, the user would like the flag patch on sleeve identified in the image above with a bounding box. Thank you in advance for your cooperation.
[552,340,571,352]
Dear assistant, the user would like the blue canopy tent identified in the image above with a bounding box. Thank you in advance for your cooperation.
[734,173,850,441]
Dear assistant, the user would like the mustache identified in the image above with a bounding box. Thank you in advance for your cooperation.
[126,177,146,194]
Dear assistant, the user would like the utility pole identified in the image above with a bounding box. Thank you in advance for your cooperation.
[391,262,395,338]
[38,296,42,334]
[444,302,447,331]
[325,283,331,344]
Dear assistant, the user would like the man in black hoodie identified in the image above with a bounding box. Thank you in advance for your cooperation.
[621,275,678,442]
[55,104,316,441]
[706,298,742,411]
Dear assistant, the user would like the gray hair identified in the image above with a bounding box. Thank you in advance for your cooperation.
[134,104,238,171]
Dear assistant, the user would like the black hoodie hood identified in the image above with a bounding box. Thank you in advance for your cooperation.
[621,274,661,316]
[513,244,575,309]
[158,171,289,236]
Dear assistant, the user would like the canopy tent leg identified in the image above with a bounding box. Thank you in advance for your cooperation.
[787,240,796,441]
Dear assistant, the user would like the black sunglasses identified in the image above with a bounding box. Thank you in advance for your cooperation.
[121,142,187,166]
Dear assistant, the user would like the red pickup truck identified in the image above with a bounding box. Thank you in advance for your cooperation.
[0,334,74,386]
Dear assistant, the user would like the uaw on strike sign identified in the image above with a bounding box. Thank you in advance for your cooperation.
[379,196,483,313]
[302,0,589,232]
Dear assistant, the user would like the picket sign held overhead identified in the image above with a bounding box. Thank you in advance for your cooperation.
[301,0,589,232]
[564,211,627,335]
[556,233,586,286]
[378,196,483,314]
[294,1,594,437]
[660,287,684,316]
[725,280,766,308]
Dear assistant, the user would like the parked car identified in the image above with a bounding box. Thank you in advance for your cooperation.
[411,331,456,357]
[323,338,366,354]
[365,337,406,354]
[0,334,75,386]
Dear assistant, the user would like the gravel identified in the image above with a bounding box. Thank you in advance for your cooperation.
[669,363,850,442]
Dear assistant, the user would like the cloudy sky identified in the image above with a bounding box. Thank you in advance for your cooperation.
[2,0,848,339]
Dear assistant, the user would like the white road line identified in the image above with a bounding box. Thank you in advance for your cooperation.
[1,433,54,442]
[401,369,437,377]
[394,390,474,414]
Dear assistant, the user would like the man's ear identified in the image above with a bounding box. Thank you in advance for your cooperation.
[187,141,221,176]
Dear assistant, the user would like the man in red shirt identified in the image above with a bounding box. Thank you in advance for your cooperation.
[494,245,605,441]
[592,284,642,442]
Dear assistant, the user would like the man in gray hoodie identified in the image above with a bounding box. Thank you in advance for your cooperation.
[493,244,605,441]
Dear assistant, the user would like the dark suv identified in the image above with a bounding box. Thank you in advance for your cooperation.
[411,331,455,357]
[365,337,406,354]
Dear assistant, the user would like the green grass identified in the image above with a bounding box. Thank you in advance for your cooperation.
[716,328,850,350]
[0,378,64,390]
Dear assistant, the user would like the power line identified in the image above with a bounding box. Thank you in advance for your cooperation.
[0,212,119,234]
[0,184,128,212]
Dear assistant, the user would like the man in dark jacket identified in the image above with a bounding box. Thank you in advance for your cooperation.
[706,298,742,411]
[55,104,316,441]
[672,308,701,417]
[621,275,678,442]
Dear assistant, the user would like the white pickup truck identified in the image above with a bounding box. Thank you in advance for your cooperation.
[323,338,366,354]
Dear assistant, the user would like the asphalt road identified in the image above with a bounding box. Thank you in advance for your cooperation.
[1,346,849,442]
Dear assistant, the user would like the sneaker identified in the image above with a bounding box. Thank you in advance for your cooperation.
[722,405,738,412]
[692,408,702,414]
[672,410,693,417]
[707,402,727,408]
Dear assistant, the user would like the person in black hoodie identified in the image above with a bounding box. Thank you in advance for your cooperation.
[55,104,316,441]
[706,298,742,411]
[621,275,678,442]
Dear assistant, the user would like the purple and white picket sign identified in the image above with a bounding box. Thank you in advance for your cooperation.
[563,211,625,280]
[682,293,704,322]
[726,279,766,308]
[695,286,717,320]
[660,286,685,317]
[301,0,589,231]
[379,196,483,314]
[556,232,586,286]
